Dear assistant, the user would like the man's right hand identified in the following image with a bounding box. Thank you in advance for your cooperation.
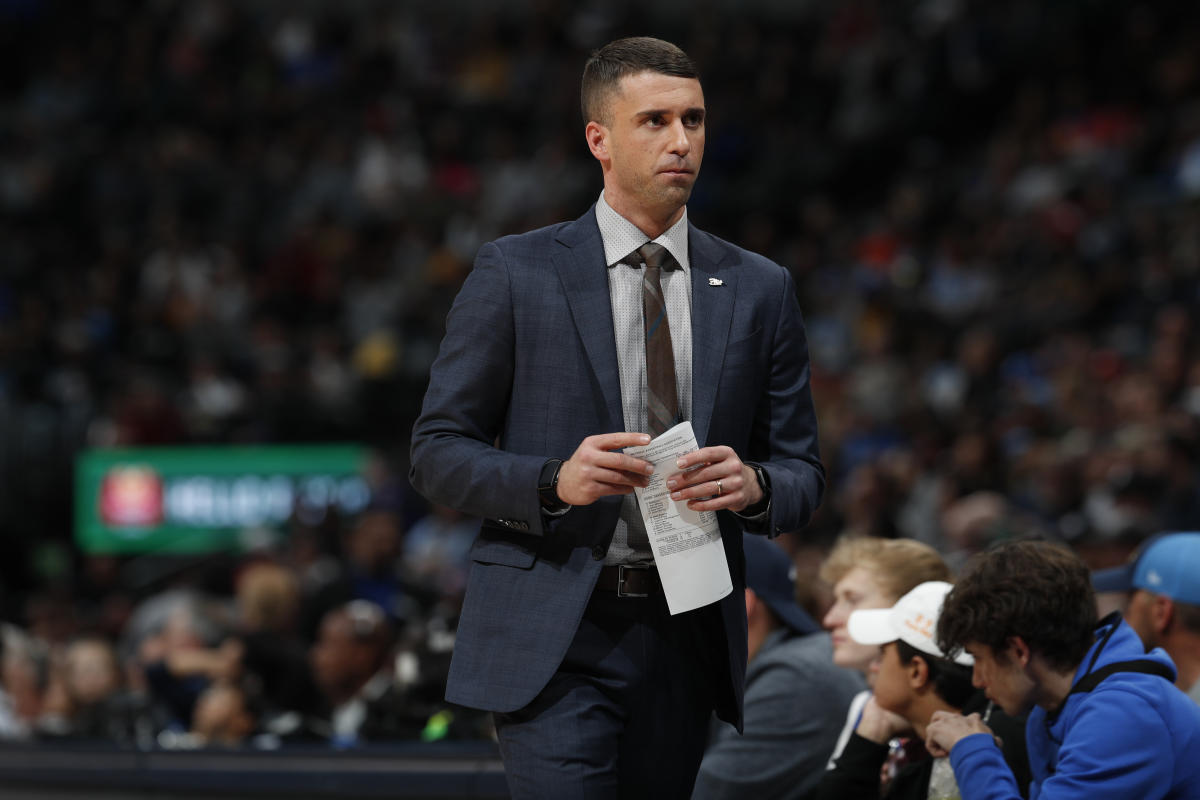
[556,433,655,506]
[925,710,995,757]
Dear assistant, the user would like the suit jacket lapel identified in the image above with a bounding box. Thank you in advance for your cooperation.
[688,226,736,448]
[555,208,624,431]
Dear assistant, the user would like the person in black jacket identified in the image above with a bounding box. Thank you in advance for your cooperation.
[811,581,1030,799]
[303,600,430,745]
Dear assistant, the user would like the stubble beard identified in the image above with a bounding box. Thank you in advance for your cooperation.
[638,176,694,219]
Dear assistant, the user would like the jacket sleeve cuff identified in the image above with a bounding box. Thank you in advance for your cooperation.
[949,732,1022,800]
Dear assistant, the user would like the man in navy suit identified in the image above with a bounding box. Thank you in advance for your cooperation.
[410,36,825,798]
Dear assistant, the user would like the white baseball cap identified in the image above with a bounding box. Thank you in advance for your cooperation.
[847,580,973,666]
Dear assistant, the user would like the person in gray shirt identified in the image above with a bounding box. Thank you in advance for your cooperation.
[693,535,865,799]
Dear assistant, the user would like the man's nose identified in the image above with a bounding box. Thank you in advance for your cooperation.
[822,605,841,629]
[668,120,690,155]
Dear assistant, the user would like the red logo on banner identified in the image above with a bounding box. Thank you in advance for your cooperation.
[99,466,164,527]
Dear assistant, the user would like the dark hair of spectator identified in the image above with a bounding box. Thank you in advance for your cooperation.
[937,540,1097,672]
[581,36,699,125]
[895,640,975,709]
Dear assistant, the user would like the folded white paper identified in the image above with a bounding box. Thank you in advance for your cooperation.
[626,421,733,615]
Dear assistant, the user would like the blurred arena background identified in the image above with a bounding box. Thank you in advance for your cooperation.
[1,0,1199,796]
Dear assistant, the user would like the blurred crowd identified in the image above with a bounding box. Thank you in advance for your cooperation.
[1,0,1200,749]
[0,502,488,748]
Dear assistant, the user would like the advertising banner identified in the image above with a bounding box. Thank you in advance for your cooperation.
[75,445,370,553]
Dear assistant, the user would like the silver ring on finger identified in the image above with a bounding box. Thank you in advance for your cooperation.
[715,479,723,497]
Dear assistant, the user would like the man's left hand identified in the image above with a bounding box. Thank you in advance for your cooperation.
[668,446,762,513]
[925,711,995,758]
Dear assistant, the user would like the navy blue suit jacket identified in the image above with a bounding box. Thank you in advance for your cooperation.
[410,207,825,729]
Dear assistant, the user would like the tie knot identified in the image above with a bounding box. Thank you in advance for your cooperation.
[621,242,679,271]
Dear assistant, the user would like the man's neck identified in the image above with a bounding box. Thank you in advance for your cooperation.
[1032,656,1079,710]
[1165,633,1200,693]
[601,191,684,240]
[911,694,958,741]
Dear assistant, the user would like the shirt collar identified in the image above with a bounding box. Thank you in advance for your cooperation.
[596,191,690,271]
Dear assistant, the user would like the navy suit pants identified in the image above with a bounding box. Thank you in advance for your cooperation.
[494,588,726,799]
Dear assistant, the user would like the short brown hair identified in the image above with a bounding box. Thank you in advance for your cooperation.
[937,540,1097,671]
[819,536,951,603]
[581,36,699,125]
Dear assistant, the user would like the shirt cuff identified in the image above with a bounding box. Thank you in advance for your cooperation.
[733,462,771,525]
[733,499,770,524]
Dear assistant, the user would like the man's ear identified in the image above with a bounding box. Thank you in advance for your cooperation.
[908,653,931,689]
[1007,635,1031,668]
[1154,594,1175,635]
[585,121,610,163]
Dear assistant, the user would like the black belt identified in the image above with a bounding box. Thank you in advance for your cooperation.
[595,564,661,598]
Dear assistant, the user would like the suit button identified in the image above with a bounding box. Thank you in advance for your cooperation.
[591,544,606,560]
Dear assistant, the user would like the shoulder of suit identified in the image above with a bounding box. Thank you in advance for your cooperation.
[690,225,789,277]
[489,219,575,251]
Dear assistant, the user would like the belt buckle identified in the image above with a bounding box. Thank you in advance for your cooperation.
[616,564,649,598]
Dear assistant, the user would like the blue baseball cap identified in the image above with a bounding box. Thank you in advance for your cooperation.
[1092,532,1200,606]
[742,535,820,635]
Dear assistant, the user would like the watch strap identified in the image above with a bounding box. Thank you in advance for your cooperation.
[743,461,771,515]
[538,458,569,513]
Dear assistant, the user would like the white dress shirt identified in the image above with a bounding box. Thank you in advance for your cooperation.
[595,191,693,564]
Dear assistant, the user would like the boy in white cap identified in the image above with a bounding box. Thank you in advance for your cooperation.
[811,581,1029,800]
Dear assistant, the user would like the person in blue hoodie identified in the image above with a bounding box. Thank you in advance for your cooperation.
[924,540,1200,800]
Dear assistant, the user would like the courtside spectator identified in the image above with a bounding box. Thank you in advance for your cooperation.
[819,537,952,765]
[694,535,864,799]
[295,600,429,746]
[190,681,260,748]
[929,540,1200,800]
[1093,532,1200,704]
[813,581,1029,799]
[37,636,137,743]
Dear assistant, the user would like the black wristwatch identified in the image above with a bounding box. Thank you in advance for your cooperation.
[743,462,771,515]
[538,458,570,513]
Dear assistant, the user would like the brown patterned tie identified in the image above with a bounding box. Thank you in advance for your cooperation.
[623,242,681,437]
